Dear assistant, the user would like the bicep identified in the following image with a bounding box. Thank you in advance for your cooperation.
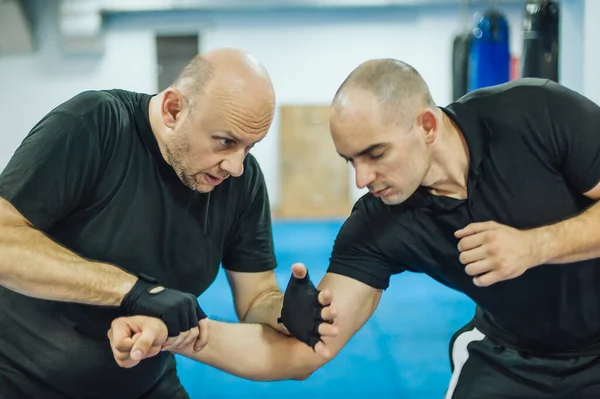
[316,272,382,359]
[225,269,279,319]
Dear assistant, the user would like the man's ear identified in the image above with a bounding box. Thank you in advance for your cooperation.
[161,89,186,129]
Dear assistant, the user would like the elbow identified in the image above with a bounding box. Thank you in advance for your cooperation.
[250,360,323,382]
[290,368,315,381]
[289,357,327,381]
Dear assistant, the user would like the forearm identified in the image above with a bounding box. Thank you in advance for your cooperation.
[174,319,321,381]
[0,216,136,306]
[241,290,284,331]
[531,201,600,264]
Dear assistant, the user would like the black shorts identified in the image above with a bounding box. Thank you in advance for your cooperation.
[445,319,600,399]
[0,359,190,399]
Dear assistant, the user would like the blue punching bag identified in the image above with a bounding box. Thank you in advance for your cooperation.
[468,9,511,91]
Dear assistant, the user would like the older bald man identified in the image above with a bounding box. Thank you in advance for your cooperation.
[0,48,336,399]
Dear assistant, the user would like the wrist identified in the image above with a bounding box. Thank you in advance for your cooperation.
[527,227,554,267]
[116,274,141,308]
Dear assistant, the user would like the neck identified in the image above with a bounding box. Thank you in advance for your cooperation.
[423,113,470,199]
[148,93,170,162]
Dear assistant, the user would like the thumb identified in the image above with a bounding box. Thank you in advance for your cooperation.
[130,328,160,361]
[291,263,307,279]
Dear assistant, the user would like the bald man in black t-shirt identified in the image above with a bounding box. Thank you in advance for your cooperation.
[0,48,337,399]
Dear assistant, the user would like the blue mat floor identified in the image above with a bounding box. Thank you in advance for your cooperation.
[177,220,475,398]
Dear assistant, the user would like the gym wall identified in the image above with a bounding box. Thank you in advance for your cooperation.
[0,0,594,213]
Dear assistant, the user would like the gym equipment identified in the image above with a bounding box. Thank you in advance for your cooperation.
[452,0,472,101]
[468,8,511,91]
[521,0,559,81]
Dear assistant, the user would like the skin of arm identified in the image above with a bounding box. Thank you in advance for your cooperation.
[225,269,286,332]
[109,272,382,381]
[0,197,137,306]
[528,184,600,265]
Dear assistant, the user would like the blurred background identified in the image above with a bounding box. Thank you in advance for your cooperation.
[0,0,595,397]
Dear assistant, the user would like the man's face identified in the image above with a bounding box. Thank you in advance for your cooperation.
[330,89,431,205]
[162,89,273,193]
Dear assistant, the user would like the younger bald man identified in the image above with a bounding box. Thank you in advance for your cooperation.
[0,48,335,399]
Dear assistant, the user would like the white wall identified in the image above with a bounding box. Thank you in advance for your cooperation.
[559,0,584,94]
[0,0,157,173]
[582,0,600,105]
[0,0,562,210]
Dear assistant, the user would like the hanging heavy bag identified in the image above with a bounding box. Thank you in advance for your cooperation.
[521,0,559,81]
[468,9,511,91]
[452,32,472,101]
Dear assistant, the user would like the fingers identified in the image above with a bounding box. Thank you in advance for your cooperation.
[457,233,486,252]
[130,328,163,361]
[313,341,332,360]
[109,329,140,369]
[455,221,498,239]
[473,271,503,287]
[161,327,199,352]
[320,302,338,323]
[194,318,210,351]
[291,263,307,279]
[317,289,333,307]
[459,246,488,266]
[109,317,168,368]
[317,322,339,337]
[109,317,135,350]
[464,260,493,277]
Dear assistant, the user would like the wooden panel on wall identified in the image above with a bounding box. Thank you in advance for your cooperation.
[276,105,352,219]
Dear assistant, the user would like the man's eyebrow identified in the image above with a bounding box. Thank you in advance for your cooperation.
[338,143,387,161]
[218,130,263,146]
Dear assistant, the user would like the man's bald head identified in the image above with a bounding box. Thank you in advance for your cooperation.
[155,48,276,193]
[171,47,275,111]
[332,59,436,128]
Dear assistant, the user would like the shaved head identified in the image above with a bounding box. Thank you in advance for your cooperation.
[332,59,435,128]
[172,47,275,114]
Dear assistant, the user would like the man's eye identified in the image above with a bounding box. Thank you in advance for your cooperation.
[219,138,232,146]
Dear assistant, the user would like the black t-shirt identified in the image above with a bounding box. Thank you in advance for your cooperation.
[0,89,277,398]
[329,78,600,356]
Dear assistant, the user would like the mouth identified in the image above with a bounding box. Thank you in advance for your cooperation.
[203,173,226,186]
[371,187,390,198]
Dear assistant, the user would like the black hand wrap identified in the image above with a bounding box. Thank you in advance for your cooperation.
[277,271,324,349]
[120,273,207,337]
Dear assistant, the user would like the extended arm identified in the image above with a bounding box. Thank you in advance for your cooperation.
[109,272,382,381]
[0,197,136,305]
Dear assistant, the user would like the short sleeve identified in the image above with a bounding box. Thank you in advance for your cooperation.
[327,197,404,290]
[0,109,102,231]
[544,81,600,193]
[221,155,277,273]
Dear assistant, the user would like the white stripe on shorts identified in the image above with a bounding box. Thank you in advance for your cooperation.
[444,327,486,399]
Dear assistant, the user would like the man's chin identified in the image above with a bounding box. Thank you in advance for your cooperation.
[380,191,409,206]
[190,183,215,193]
[177,173,214,193]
